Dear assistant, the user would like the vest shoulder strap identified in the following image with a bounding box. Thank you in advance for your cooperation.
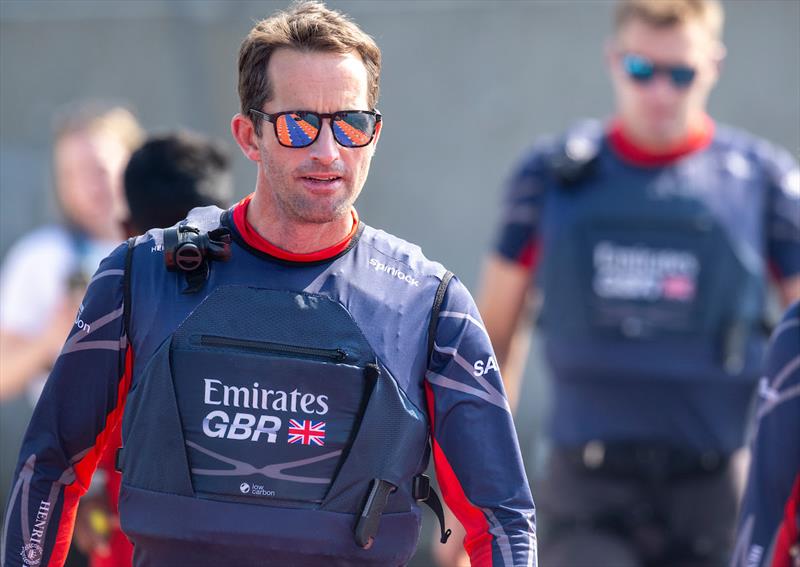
[123,237,136,340]
[427,270,454,363]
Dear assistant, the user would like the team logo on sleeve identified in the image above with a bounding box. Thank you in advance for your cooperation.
[287,419,326,446]
[20,543,43,566]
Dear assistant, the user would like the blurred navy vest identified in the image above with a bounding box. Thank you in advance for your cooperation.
[541,143,766,385]
[536,124,770,452]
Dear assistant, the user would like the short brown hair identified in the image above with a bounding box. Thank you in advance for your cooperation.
[238,1,382,135]
[615,0,724,39]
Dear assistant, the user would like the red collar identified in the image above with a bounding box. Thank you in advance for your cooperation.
[607,115,715,167]
[232,193,359,263]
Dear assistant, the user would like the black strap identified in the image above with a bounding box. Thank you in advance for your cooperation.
[413,475,451,544]
[118,238,137,475]
[427,271,454,363]
[123,237,136,345]
[422,273,455,545]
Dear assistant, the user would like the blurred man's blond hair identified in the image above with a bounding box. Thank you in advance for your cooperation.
[615,0,724,39]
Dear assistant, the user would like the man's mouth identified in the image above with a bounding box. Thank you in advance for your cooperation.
[300,174,343,187]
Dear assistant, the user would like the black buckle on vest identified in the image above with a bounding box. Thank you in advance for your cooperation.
[413,474,451,544]
[354,479,396,549]
[550,143,598,189]
[164,224,232,294]
[115,447,123,473]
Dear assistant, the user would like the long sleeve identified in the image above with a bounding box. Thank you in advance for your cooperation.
[764,145,800,279]
[2,243,132,567]
[425,276,537,567]
[731,302,800,567]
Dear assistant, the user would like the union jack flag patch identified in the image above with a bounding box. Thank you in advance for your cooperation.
[287,419,326,446]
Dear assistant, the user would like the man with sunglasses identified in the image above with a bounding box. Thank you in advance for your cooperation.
[476,1,800,566]
[3,2,536,567]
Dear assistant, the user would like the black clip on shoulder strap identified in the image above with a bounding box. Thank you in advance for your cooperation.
[163,223,231,294]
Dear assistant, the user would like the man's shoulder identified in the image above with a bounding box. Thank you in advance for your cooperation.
[358,224,449,283]
[513,118,605,173]
[712,123,797,169]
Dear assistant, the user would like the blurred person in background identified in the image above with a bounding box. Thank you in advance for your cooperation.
[0,104,142,402]
[0,103,143,566]
[471,0,800,566]
[730,300,800,567]
[71,131,233,567]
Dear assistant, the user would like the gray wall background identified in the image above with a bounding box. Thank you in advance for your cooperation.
[1,0,798,563]
[2,0,798,283]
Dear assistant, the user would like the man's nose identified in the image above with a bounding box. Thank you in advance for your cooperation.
[642,73,679,103]
[310,121,340,165]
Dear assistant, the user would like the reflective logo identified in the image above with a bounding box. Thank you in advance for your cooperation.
[473,356,499,377]
[239,482,276,497]
[593,241,699,302]
[21,543,43,566]
[74,304,91,334]
[22,501,50,565]
[201,379,329,443]
[369,258,421,286]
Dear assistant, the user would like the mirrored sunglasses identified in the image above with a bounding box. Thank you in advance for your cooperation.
[250,109,381,148]
[622,53,697,88]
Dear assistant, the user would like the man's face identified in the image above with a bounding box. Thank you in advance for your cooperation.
[253,48,380,225]
[609,19,721,147]
[55,131,129,239]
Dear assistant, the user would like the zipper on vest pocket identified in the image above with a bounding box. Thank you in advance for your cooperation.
[199,335,348,362]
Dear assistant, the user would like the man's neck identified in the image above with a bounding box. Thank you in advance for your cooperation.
[246,190,354,255]
[609,114,714,166]
[617,113,711,154]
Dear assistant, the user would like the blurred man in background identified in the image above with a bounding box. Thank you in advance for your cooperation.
[730,300,800,567]
[475,0,800,565]
[71,131,233,567]
[0,104,143,567]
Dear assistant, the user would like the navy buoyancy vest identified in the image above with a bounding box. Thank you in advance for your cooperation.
[116,220,447,566]
[539,132,768,385]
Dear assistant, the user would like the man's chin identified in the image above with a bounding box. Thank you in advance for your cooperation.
[287,204,352,225]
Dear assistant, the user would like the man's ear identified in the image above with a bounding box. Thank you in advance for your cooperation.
[371,118,383,148]
[231,113,262,162]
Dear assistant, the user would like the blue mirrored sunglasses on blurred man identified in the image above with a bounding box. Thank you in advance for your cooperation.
[622,53,697,88]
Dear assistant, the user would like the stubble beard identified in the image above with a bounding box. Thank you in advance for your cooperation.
[260,150,355,225]
[275,185,353,225]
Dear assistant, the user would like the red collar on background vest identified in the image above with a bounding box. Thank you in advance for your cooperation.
[608,114,715,167]
[232,193,359,263]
